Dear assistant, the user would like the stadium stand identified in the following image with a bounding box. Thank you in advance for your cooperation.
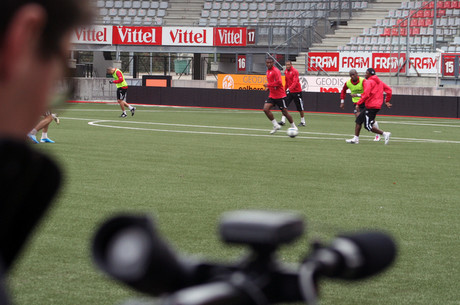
[96,0,170,25]
[92,0,460,75]
[332,0,460,52]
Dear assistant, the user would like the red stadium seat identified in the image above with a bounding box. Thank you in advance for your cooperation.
[391,28,399,36]
[382,28,391,36]
[444,1,452,9]
[437,9,446,17]
[410,27,420,36]
[424,9,434,17]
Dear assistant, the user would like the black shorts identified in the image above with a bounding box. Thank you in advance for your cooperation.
[353,103,366,114]
[356,108,379,131]
[285,92,304,112]
[265,97,288,110]
[117,88,128,100]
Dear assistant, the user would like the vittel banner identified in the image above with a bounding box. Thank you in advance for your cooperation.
[308,52,439,74]
[112,26,162,45]
[214,28,247,46]
[162,27,213,46]
[71,25,112,44]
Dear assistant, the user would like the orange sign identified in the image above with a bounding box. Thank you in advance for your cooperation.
[218,74,285,90]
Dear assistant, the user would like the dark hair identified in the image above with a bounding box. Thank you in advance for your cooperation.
[0,0,92,58]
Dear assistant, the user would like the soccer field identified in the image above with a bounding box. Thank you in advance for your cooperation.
[9,103,460,305]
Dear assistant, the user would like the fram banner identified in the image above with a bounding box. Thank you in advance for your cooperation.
[308,52,439,74]
[71,25,112,44]
[112,26,162,45]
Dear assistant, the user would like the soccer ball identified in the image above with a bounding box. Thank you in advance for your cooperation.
[287,128,299,138]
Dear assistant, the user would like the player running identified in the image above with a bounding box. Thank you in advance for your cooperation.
[278,61,306,127]
[346,68,392,145]
[107,67,136,118]
[340,69,382,141]
[263,58,297,134]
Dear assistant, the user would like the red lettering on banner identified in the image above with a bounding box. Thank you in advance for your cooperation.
[372,53,406,73]
[214,28,246,46]
[341,56,370,69]
[320,87,339,93]
[308,53,339,72]
[113,26,161,45]
[410,57,437,70]
[75,27,107,42]
[170,29,207,44]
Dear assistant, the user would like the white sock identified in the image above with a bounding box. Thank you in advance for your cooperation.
[301,117,305,123]
[271,119,279,127]
[354,136,359,141]
[52,113,57,119]
[29,129,37,136]
[281,116,286,123]
[123,111,127,114]
[128,106,133,110]
[291,122,297,129]
[374,121,379,129]
[41,132,48,139]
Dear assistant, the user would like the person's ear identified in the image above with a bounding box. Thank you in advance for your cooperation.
[0,4,47,81]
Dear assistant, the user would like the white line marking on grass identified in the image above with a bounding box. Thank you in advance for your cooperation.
[379,121,460,128]
[83,119,460,144]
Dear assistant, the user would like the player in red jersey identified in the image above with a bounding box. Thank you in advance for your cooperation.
[263,58,296,134]
[278,61,306,127]
[346,68,393,144]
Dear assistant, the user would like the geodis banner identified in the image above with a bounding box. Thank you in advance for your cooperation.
[218,74,348,93]
[217,74,285,90]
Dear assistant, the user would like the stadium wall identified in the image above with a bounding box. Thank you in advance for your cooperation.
[127,87,460,119]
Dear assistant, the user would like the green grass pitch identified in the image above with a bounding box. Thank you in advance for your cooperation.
[9,103,460,305]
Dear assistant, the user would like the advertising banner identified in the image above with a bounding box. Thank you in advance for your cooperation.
[299,76,348,93]
[112,26,162,45]
[218,74,274,90]
[71,25,112,44]
[218,74,347,92]
[214,28,247,46]
[162,27,213,46]
[307,52,439,74]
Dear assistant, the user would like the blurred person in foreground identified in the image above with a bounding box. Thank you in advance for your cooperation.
[278,61,306,127]
[346,68,393,145]
[0,0,91,303]
[263,57,297,134]
[340,69,382,141]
